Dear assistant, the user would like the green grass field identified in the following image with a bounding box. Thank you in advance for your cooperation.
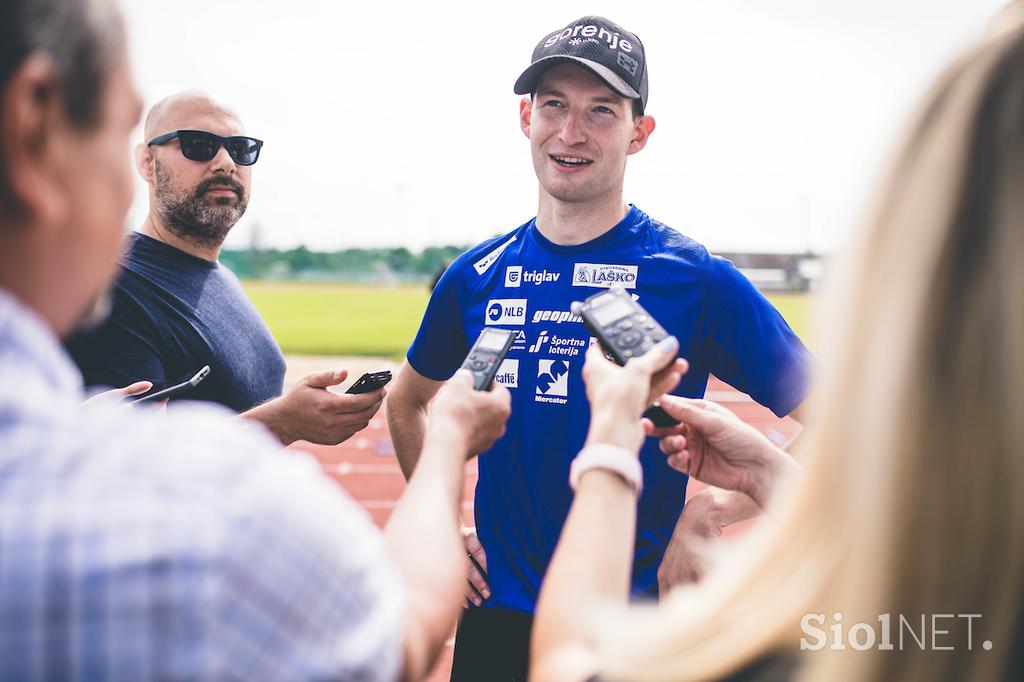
[243,281,814,357]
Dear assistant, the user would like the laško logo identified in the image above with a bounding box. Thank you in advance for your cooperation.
[572,263,639,289]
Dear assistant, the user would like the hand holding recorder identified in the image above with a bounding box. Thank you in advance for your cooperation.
[572,287,683,427]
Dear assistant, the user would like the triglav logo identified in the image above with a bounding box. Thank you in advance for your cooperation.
[535,359,569,405]
[505,266,523,287]
[473,236,517,275]
[544,23,636,54]
[485,299,527,326]
[572,263,639,289]
[505,266,560,287]
[494,359,519,388]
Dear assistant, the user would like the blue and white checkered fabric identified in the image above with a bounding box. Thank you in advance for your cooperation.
[0,289,404,681]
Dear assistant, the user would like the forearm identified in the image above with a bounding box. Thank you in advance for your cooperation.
[385,432,468,681]
[533,468,637,682]
[239,398,294,446]
[385,392,429,480]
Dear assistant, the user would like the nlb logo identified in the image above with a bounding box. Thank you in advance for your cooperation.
[572,263,639,289]
[494,359,519,388]
[486,299,527,326]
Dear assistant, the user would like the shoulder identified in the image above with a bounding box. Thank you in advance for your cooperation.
[450,223,529,277]
[433,221,531,297]
[631,210,717,277]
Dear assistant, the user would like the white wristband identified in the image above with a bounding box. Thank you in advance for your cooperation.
[569,444,643,495]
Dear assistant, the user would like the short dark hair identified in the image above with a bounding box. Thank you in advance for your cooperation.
[0,0,124,129]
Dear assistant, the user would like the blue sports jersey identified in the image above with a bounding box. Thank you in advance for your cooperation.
[407,205,810,614]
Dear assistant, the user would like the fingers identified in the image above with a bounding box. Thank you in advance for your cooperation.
[304,368,347,390]
[648,358,688,401]
[321,387,385,413]
[657,396,720,427]
[463,529,490,606]
[466,560,491,607]
[451,369,475,388]
[120,380,154,397]
[631,335,679,375]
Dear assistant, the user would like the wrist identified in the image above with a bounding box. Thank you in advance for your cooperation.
[422,423,471,463]
[585,411,642,451]
[570,443,643,495]
[245,398,294,445]
[749,450,800,508]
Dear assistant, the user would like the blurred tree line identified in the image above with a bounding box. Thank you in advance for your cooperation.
[220,244,468,283]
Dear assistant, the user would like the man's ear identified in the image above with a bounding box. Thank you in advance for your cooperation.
[519,96,533,139]
[135,142,155,183]
[0,55,70,228]
[627,115,656,156]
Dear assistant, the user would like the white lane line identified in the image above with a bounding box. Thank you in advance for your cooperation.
[704,391,753,402]
[356,500,475,511]
[332,462,404,475]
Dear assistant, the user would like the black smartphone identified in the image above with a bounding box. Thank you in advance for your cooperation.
[460,328,517,390]
[129,365,211,404]
[572,287,680,427]
[345,370,393,394]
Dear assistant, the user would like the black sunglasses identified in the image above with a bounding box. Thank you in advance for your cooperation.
[147,130,264,166]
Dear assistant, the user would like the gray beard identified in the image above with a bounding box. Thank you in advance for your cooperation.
[153,162,247,250]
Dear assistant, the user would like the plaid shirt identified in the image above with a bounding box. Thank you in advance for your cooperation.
[0,289,404,681]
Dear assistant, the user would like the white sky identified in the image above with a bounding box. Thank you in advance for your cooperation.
[121,0,1008,254]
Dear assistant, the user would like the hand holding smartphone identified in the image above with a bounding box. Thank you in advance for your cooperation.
[129,365,210,405]
[345,370,393,394]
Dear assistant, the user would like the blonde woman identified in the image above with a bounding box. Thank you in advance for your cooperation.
[532,5,1024,681]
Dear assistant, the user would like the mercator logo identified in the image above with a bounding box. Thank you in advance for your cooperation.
[535,359,569,404]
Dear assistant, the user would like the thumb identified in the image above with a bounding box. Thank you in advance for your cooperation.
[304,368,346,389]
[633,335,679,375]
[121,381,153,396]
[658,396,720,429]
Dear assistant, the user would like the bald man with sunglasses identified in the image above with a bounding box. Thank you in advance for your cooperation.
[67,91,383,446]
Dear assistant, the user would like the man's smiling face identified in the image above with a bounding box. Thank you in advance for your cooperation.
[521,63,648,206]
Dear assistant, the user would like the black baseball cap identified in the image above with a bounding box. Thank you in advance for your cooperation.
[514,16,648,113]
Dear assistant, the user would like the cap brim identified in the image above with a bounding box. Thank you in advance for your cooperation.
[513,55,640,101]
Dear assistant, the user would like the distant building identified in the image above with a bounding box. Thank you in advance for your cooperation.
[715,252,824,293]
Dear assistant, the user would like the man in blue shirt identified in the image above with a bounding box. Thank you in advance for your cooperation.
[386,15,812,681]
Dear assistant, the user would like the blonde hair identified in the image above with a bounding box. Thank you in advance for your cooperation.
[599,8,1024,682]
